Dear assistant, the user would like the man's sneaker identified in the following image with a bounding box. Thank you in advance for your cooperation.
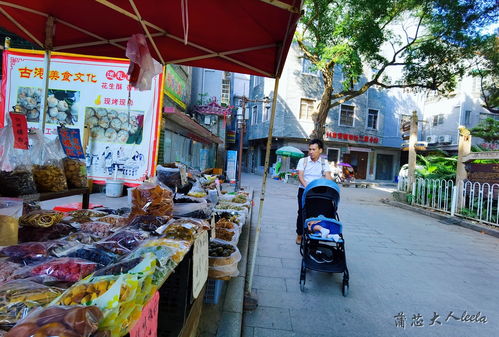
[295,235,302,245]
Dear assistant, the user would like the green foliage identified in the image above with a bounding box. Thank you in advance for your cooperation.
[470,117,499,144]
[297,0,498,139]
[470,35,498,113]
[416,154,457,180]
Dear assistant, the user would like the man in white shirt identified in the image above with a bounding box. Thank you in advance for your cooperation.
[295,139,332,244]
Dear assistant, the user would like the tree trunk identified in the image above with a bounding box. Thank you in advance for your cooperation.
[311,71,333,140]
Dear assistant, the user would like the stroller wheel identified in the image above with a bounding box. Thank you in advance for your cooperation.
[299,261,306,292]
[342,280,349,297]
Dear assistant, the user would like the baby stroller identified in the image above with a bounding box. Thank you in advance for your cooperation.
[299,178,349,295]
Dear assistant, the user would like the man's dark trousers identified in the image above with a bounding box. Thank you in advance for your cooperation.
[296,187,304,235]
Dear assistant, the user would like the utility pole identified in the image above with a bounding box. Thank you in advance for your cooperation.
[407,110,418,192]
[236,102,246,190]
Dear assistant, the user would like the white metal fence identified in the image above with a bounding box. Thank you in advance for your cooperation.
[397,177,499,227]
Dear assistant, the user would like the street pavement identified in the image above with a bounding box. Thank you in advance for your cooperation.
[241,173,499,337]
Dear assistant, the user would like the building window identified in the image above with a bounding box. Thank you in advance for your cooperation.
[262,102,270,122]
[299,98,315,120]
[367,109,378,130]
[464,110,471,126]
[339,104,355,127]
[302,58,319,76]
[432,114,444,126]
[251,105,258,125]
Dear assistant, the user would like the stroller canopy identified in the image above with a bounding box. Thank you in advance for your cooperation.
[302,178,340,208]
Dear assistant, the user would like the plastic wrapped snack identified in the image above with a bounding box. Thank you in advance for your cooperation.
[56,277,119,306]
[0,260,22,285]
[18,223,76,243]
[19,210,64,228]
[63,158,88,188]
[215,218,237,230]
[0,280,63,327]
[67,210,107,219]
[92,207,130,216]
[5,305,103,337]
[64,232,101,245]
[92,257,143,277]
[30,130,68,193]
[80,222,116,238]
[0,121,37,197]
[96,230,149,255]
[208,239,241,279]
[156,166,181,189]
[128,215,171,232]
[162,222,197,242]
[187,180,207,198]
[97,215,128,228]
[0,242,52,264]
[143,239,190,264]
[215,227,240,244]
[167,218,210,232]
[130,181,173,218]
[57,245,118,266]
[30,258,98,282]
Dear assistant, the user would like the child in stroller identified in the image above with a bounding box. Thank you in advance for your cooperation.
[307,218,341,241]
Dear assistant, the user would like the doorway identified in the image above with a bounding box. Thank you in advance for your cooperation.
[342,151,368,179]
[375,154,394,180]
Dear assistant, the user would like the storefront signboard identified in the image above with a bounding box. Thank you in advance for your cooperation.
[226,150,237,183]
[164,64,187,110]
[1,49,164,186]
[192,231,209,299]
[326,131,379,144]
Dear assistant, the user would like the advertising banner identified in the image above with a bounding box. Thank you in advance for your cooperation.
[226,150,237,184]
[1,49,164,186]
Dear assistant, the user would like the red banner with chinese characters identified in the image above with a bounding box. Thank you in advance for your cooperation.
[325,131,379,144]
[9,112,28,149]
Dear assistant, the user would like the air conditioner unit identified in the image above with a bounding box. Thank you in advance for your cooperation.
[426,135,438,144]
[438,135,452,144]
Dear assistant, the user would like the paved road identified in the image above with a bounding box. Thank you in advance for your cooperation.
[242,174,499,337]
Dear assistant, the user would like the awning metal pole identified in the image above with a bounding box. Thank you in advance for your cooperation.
[40,15,54,133]
[246,76,280,295]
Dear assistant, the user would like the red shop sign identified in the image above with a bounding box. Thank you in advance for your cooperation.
[325,131,379,144]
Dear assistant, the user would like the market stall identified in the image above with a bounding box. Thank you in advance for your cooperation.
[0,0,303,334]
[0,160,253,337]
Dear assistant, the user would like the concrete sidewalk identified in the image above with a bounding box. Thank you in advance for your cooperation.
[242,174,499,337]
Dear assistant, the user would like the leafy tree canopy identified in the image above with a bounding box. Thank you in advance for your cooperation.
[296,0,498,139]
[470,117,499,143]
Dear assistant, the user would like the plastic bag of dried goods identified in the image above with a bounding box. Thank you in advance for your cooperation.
[0,118,37,197]
[5,305,103,337]
[19,210,64,228]
[128,215,171,232]
[130,180,173,218]
[96,230,149,255]
[18,222,76,243]
[30,130,68,193]
[0,280,63,327]
[30,257,98,282]
[55,244,118,266]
